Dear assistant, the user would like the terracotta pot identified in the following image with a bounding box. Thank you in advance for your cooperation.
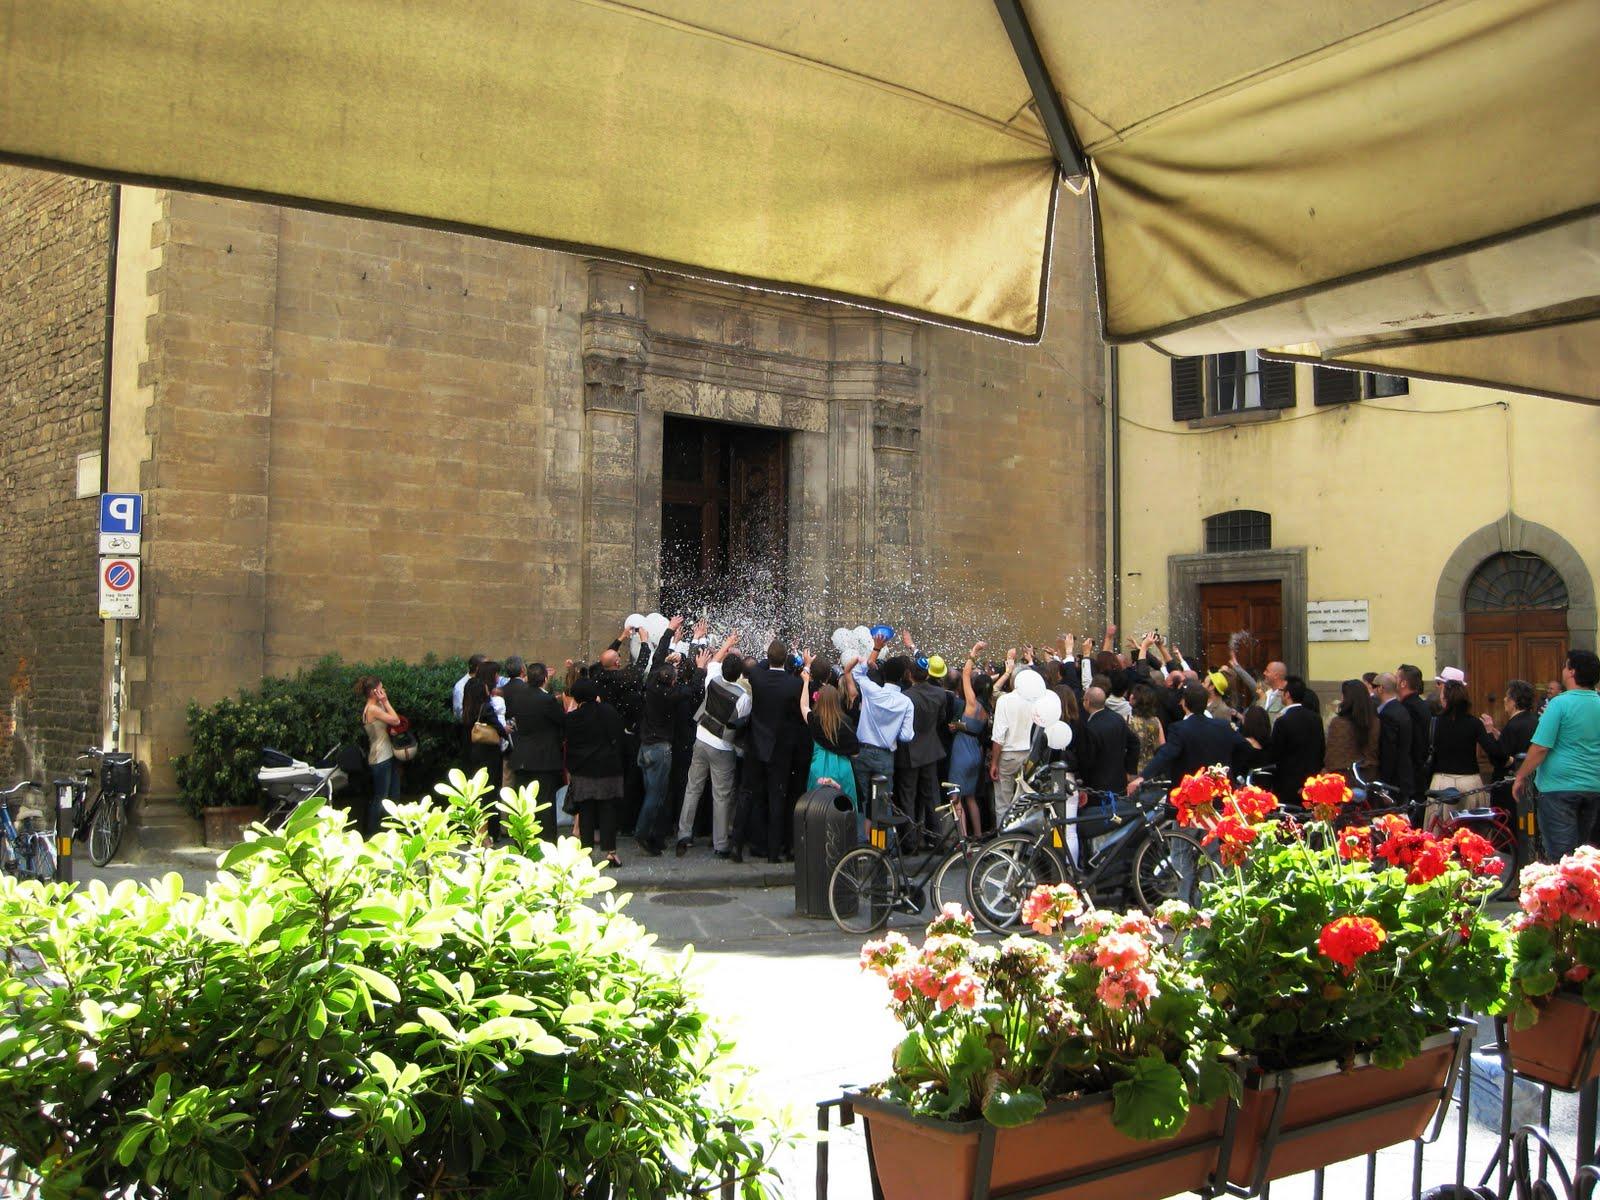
[201,804,263,847]
[1507,991,1600,1091]
[849,1088,1226,1200]
[1224,1023,1471,1190]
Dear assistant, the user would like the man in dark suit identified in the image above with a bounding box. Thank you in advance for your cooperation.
[501,659,566,841]
[1081,686,1139,794]
[1126,684,1249,794]
[1396,664,1433,801]
[735,639,805,863]
[1268,676,1327,807]
[899,660,959,839]
[1374,672,1415,797]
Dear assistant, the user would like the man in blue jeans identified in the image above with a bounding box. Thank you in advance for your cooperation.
[1514,649,1600,861]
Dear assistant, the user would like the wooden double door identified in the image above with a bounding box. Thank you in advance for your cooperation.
[1198,580,1283,675]
[660,417,787,616]
[1464,609,1568,712]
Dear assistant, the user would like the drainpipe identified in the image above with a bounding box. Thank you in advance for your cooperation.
[1108,345,1121,631]
[100,186,121,752]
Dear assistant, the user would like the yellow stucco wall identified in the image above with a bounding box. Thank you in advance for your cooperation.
[1116,344,1600,682]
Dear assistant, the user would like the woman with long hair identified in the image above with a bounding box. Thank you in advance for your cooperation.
[1127,684,1166,774]
[564,678,626,866]
[946,641,994,837]
[799,654,860,812]
[461,659,509,797]
[357,675,403,835]
[1427,677,1494,825]
[1324,679,1379,780]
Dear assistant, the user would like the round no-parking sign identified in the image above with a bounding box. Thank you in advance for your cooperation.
[98,557,140,619]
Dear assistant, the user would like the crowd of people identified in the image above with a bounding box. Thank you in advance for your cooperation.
[357,615,1600,870]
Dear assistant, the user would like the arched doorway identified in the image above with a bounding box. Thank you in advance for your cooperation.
[1462,552,1569,713]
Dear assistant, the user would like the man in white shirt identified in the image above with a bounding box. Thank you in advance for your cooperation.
[989,659,1041,817]
[677,634,749,858]
[452,653,486,721]
[1261,661,1288,725]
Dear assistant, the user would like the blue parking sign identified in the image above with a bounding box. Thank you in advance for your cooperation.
[100,493,142,535]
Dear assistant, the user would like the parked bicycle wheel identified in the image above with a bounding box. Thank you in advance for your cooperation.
[929,848,974,915]
[1131,827,1217,911]
[828,846,899,935]
[1475,816,1519,899]
[965,835,1068,934]
[88,794,124,867]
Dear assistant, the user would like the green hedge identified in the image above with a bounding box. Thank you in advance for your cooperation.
[173,655,468,815]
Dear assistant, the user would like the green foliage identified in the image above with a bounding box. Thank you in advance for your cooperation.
[1505,850,1600,1029]
[858,899,1231,1141]
[173,654,465,814]
[1185,816,1508,1070]
[0,774,787,1198]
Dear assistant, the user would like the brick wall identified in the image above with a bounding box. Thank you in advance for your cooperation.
[0,167,111,783]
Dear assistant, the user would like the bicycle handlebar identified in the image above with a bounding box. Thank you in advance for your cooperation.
[0,780,43,799]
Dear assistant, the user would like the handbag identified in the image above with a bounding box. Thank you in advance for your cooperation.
[470,702,501,746]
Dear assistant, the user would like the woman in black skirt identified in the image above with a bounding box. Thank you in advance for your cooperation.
[563,678,626,867]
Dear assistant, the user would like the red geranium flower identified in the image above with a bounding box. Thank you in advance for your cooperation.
[1301,773,1353,823]
[1449,828,1503,877]
[1318,915,1387,972]
[1338,826,1373,862]
[1232,785,1279,823]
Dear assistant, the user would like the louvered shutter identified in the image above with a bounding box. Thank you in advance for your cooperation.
[1171,357,1205,421]
[1313,367,1362,405]
[1260,359,1297,409]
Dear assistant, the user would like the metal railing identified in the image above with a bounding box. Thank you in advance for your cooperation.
[813,1009,1600,1200]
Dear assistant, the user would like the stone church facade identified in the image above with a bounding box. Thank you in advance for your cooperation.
[1,165,1106,814]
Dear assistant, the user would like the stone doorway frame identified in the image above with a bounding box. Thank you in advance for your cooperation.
[1432,514,1596,671]
[1167,548,1310,676]
[577,261,924,651]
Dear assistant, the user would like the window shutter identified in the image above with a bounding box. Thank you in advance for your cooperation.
[1260,359,1297,409]
[1171,357,1205,421]
[1313,367,1362,406]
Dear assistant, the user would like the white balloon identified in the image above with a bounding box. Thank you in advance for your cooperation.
[643,613,670,644]
[853,625,872,644]
[831,627,854,654]
[1045,720,1073,751]
[1014,668,1046,701]
[625,613,647,631]
[1032,690,1063,727]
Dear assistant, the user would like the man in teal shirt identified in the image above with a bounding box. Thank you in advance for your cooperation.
[1514,649,1600,860]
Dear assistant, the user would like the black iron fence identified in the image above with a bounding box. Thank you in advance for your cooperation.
[814,1010,1600,1200]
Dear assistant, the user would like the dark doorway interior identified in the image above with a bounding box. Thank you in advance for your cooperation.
[660,416,788,620]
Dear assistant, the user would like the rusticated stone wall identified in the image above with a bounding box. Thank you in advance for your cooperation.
[0,167,111,784]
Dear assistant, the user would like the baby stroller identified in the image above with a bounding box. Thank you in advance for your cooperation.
[257,746,351,828]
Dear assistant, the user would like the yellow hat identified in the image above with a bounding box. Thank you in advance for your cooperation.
[927,655,948,679]
[1207,670,1231,695]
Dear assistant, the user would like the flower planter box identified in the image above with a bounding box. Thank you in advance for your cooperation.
[1222,1022,1472,1192]
[846,1088,1227,1200]
[201,803,263,847]
[1506,991,1600,1091]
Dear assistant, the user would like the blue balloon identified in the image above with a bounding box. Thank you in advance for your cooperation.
[870,624,895,641]
[915,656,929,671]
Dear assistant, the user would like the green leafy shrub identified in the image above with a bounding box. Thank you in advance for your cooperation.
[173,654,466,814]
[0,774,787,1198]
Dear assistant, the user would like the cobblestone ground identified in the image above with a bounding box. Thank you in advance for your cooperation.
[33,857,1588,1199]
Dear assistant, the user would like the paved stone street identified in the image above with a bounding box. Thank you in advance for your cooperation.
[65,852,1584,1200]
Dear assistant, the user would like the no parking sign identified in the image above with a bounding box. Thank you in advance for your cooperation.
[98,557,140,620]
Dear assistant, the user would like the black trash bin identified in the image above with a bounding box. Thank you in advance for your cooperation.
[793,784,857,918]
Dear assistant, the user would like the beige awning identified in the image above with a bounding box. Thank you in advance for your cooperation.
[3,0,1596,387]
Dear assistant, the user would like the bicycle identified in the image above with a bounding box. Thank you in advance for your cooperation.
[964,778,1216,934]
[0,781,57,882]
[1350,764,1519,895]
[826,782,982,935]
[61,747,138,867]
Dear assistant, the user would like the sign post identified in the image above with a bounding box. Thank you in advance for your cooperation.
[97,494,142,755]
